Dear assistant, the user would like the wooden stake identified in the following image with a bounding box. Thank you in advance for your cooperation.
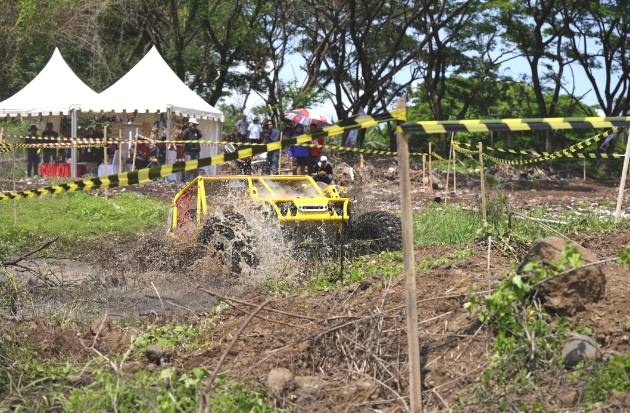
[118,129,123,174]
[395,98,422,412]
[428,142,433,194]
[615,131,630,222]
[104,126,108,199]
[12,142,17,225]
[479,142,487,222]
[452,143,457,194]
[360,153,364,170]
[132,128,138,171]
[445,139,452,204]
[422,154,426,189]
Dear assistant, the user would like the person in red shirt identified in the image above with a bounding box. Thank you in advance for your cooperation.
[307,123,324,174]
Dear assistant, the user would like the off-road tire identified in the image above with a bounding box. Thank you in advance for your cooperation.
[349,211,402,252]
[198,212,259,274]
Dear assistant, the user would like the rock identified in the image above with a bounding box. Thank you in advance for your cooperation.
[145,344,172,365]
[90,315,111,336]
[562,334,601,367]
[611,391,630,406]
[294,376,328,398]
[66,375,85,385]
[267,368,294,394]
[340,377,376,399]
[603,350,624,361]
[517,237,605,315]
[557,389,579,407]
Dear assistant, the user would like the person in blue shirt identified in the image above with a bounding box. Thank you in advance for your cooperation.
[263,121,280,175]
[287,123,309,175]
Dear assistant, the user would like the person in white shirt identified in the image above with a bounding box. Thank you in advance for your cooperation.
[247,117,263,144]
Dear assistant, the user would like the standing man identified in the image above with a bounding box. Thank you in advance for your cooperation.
[307,123,324,173]
[235,114,249,143]
[182,117,202,182]
[264,121,280,175]
[41,122,59,163]
[247,117,263,144]
[25,125,40,177]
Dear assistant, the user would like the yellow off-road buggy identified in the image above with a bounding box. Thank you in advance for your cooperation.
[169,175,401,274]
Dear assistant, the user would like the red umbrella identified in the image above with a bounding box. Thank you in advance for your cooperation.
[284,108,332,127]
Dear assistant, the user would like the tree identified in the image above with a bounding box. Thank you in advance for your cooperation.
[561,0,630,117]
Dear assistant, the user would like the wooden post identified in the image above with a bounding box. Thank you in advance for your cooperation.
[132,128,139,171]
[479,142,487,222]
[422,154,426,189]
[118,130,123,174]
[452,143,457,194]
[359,153,364,170]
[103,126,108,176]
[103,126,108,199]
[395,98,422,412]
[615,131,630,222]
[428,142,433,194]
[445,139,452,204]
[12,142,17,225]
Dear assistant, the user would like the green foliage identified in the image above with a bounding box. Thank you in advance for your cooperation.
[413,203,483,246]
[310,251,403,292]
[134,324,199,350]
[418,248,475,270]
[1,324,280,412]
[0,192,169,260]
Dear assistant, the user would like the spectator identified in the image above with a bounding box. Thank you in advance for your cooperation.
[307,123,324,173]
[182,117,203,182]
[93,124,104,139]
[41,122,59,163]
[247,117,263,144]
[60,123,72,162]
[288,123,309,175]
[25,125,40,177]
[282,120,295,140]
[311,155,333,184]
[263,121,280,175]
[235,115,249,143]
[79,128,104,169]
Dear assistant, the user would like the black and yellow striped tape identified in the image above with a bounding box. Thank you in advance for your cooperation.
[453,127,624,158]
[401,117,630,134]
[0,110,405,201]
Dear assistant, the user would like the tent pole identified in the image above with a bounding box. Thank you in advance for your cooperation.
[166,106,171,143]
[71,109,77,178]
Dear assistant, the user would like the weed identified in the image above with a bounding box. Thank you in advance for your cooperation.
[310,251,403,291]
[418,248,474,271]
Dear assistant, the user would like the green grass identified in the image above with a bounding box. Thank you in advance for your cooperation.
[1,340,280,412]
[0,191,169,260]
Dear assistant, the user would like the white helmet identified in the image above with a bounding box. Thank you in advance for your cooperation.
[188,117,199,125]
[320,156,328,162]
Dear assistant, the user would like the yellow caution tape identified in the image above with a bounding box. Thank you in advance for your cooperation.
[402,117,630,134]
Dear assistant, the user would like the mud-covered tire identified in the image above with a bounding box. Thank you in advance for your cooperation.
[198,212,259,274]
[349,211,402,252]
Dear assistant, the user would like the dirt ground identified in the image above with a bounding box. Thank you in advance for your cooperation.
[4,232,630,411]
[2,155,630,411]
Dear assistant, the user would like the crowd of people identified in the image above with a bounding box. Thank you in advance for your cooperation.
[233,115,334,184]
[21,115,334,184]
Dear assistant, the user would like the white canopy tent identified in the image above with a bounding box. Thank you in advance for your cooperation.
[0,48,98,177]
[0,48,98,118]
[82,47,224,175]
